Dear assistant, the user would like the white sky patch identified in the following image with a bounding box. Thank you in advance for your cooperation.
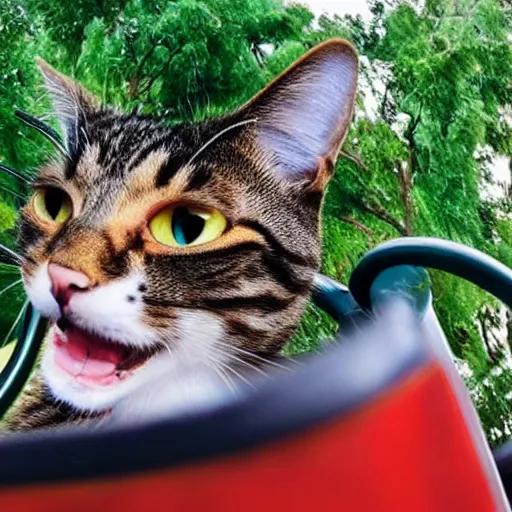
[487,156,511,199]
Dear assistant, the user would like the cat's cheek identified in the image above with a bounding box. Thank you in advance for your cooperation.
[23,262,61,320]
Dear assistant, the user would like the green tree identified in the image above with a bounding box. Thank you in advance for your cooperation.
[28,0,312,119]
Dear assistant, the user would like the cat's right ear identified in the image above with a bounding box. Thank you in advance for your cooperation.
[36,57,99,151]
[238,39,358,190]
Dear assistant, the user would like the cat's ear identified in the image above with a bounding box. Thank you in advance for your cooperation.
[36,57,99,150]
[241,39,358,187]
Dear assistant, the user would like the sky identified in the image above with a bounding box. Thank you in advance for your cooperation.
[297,0,511,196]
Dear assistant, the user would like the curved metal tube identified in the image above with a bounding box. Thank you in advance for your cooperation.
[0,306,46,418]
[349,237,512,310]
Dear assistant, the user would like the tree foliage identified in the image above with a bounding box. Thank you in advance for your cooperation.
[0,0,510,444]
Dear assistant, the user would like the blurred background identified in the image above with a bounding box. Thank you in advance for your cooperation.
[0,0,510,444]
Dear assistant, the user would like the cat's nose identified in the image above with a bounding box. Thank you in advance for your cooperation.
[48,263,90,307]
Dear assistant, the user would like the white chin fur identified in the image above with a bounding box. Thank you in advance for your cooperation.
[25,261,231,418]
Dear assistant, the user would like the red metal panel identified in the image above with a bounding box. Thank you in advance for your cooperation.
[0,363,497,511]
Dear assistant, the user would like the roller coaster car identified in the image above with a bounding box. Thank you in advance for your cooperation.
[1,237,512,511]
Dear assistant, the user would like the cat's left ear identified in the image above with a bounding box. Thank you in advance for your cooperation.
[36,57,99,151]
[240,39,358,189]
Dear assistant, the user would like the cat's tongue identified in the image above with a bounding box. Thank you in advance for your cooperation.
[54,327,128,385]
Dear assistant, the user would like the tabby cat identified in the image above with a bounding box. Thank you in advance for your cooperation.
[4,39,358,431]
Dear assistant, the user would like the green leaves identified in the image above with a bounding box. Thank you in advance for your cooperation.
[29,0,311,119]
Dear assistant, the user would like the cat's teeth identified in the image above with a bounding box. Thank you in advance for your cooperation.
[54,323,68,342]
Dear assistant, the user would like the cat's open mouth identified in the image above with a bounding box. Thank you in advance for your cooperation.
[52,320,158,386]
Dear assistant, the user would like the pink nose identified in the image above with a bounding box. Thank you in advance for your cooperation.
[48,263,90,307]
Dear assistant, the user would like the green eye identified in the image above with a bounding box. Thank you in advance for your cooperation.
[33,188,72,224]
[149,205,227,248]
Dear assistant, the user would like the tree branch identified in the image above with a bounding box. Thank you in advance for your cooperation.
[379,82,391,121]
[404,105,422,143]
[340,150,366,169]
[250,43,265,68]
[399,161,414,235]
[129,41,159,100]
[478,307,499,362]
[338,216,374,235]
[397,104,422,236]
[478,318,497,362]
[352,197,407,236]
[403,103,422,174]
[139,48,178,97]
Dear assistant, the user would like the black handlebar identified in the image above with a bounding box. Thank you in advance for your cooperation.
[349,237,512,310]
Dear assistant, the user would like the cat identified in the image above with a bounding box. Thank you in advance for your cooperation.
[4,39,358,431]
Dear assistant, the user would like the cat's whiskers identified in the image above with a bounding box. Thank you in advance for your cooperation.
[73,103,80,154]
[215,358,255,389]
[157,335,237,394]
[0,279,23,299]
[3,300,28,346]
[202,344,238,393]
[178,333,195,368]
[0,163,30,184]
[209,343,270,379]
[80,126,91,150]
[186,118,257,167]
[206,342,266,387]
[205,354,237,394]
[158,341,176,372]
[0,184,26,201]
[0,244,24,266]
[14,109,69,158]
[217,340,291,371]
[229,354,270,378]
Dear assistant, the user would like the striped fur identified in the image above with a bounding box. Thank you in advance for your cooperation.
[6,39,358,431]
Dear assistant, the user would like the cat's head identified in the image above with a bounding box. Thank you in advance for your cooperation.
[18,39,358,413]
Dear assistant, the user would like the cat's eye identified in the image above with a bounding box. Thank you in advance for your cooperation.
[33,188,72,224]
[149,205,227,248]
